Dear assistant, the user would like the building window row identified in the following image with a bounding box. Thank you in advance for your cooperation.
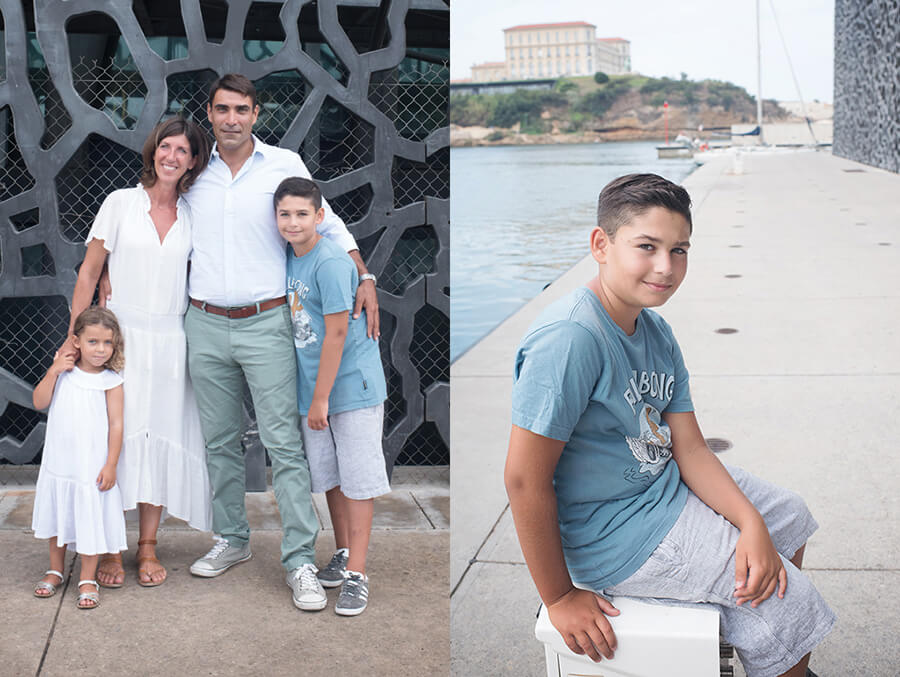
[510,28,598,46]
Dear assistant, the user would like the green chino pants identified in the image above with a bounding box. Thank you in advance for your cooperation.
[184,302,317,571]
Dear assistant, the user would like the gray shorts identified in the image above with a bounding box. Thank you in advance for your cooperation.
[300,403,391,500]
[603,466,835,677]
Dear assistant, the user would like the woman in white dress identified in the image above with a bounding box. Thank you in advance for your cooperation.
[65,117,212,587]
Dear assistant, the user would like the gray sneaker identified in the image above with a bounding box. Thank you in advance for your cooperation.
[189,538,251,577]
[317,548,349,588]
[335,571,369,616]
[286,563,327,611]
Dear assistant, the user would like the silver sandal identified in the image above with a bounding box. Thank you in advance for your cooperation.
[33,569,64,598]
[76,580,100,610]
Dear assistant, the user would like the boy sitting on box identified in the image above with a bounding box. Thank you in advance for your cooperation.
[504,174,834,677]
[277,176,390,616]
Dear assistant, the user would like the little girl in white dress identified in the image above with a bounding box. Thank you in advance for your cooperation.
[31,307,128,610]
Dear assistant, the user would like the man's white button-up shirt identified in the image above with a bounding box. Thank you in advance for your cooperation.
[184,136,357,307]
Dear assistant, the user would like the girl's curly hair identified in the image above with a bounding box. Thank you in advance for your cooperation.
[72,306,125,372]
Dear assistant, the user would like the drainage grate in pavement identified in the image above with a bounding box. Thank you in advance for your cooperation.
[878,242,891,246]
[842,168,866,173]
[724,274,742,279]
[729,244,743,248]
[715,328,739,334]
[705,438,733,453]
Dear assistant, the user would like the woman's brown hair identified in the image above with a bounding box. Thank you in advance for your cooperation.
[139,117,211,195]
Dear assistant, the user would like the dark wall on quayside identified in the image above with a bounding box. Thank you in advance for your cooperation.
[833,0,900,173]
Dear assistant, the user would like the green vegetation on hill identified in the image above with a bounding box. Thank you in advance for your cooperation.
[451,74,782,134]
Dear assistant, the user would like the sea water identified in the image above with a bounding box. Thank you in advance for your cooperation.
[450,141,697,361]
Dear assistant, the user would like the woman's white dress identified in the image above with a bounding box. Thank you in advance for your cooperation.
[31,367,128,554]
[85,186,212,531]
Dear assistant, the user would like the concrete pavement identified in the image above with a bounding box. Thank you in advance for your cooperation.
[451,149,900,676]
[1,469,448,676]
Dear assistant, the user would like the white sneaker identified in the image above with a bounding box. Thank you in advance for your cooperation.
[286,563,327,611]
[190,538,251,577]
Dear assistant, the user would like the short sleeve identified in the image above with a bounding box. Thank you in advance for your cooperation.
[86,191,124,252]
[315,256,354,316]
[100,369,124,390]
[663,327,693,413]
[511,321,604,442]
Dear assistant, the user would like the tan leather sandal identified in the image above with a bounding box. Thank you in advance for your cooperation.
[136,539,167,587]
[97,552,125,588]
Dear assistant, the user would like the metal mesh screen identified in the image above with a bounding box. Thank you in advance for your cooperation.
[0,1,449,483]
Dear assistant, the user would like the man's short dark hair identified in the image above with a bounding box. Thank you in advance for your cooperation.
[208,73,257,109]
[597,173,692,238]
[274,176,322,211]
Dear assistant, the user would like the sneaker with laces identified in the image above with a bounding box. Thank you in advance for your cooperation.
[317,548,349,588]
[286,563,327,611]
[335,571,369,616]
[189,538,251,577]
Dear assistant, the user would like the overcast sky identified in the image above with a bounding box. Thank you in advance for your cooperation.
[451,0,835,103]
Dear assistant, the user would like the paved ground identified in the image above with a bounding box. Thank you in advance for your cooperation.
[2,471,448,677]
[451,149,900,676]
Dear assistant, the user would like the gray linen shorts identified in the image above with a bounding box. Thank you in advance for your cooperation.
[300,403,391,500]
[602,465,835,677]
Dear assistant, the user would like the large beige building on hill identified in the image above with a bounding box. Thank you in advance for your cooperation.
[468,21,630,83]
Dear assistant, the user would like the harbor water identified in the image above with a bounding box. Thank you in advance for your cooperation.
[450,141,697,361]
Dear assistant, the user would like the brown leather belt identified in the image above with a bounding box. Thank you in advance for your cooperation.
[190,296,286,319]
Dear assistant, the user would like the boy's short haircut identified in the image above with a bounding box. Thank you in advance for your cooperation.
[274,176,322,210]
[597,173,693,239]
[208,73,257,109]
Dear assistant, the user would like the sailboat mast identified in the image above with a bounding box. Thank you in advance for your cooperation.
[756,0,764,144]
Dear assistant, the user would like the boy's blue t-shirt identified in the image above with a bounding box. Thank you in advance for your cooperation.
[511,287,693,591]
[286,237,386,416]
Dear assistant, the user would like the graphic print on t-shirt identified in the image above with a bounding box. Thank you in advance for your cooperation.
[288,286,317,349]
[624,402,673,483]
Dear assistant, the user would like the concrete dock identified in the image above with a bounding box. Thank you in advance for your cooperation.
[1,470,448,676]
[451,149,900,675]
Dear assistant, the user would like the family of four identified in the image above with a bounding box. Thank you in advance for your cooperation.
[30,73,388,616]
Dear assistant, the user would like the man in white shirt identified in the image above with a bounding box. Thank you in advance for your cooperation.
[183,74,378,612]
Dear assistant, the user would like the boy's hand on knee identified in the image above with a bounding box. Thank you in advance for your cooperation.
[734,522,787,607]
[547,587,620,663]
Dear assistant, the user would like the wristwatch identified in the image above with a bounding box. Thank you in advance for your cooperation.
[359,273,377,285]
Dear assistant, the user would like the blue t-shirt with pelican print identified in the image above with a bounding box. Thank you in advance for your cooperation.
[286,237,386,416]
[511,286,694,591]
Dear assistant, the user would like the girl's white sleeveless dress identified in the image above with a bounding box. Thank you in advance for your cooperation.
[85,186,212,531]
[31,367,128,555]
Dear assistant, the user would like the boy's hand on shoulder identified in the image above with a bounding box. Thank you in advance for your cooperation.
[96,463,117,491]
[307,399,329,430]
[734,519,787,607]
[547,587,620,663]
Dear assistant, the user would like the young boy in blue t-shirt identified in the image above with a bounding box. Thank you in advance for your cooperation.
[505,174,834,677]
[276,177,389,616]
